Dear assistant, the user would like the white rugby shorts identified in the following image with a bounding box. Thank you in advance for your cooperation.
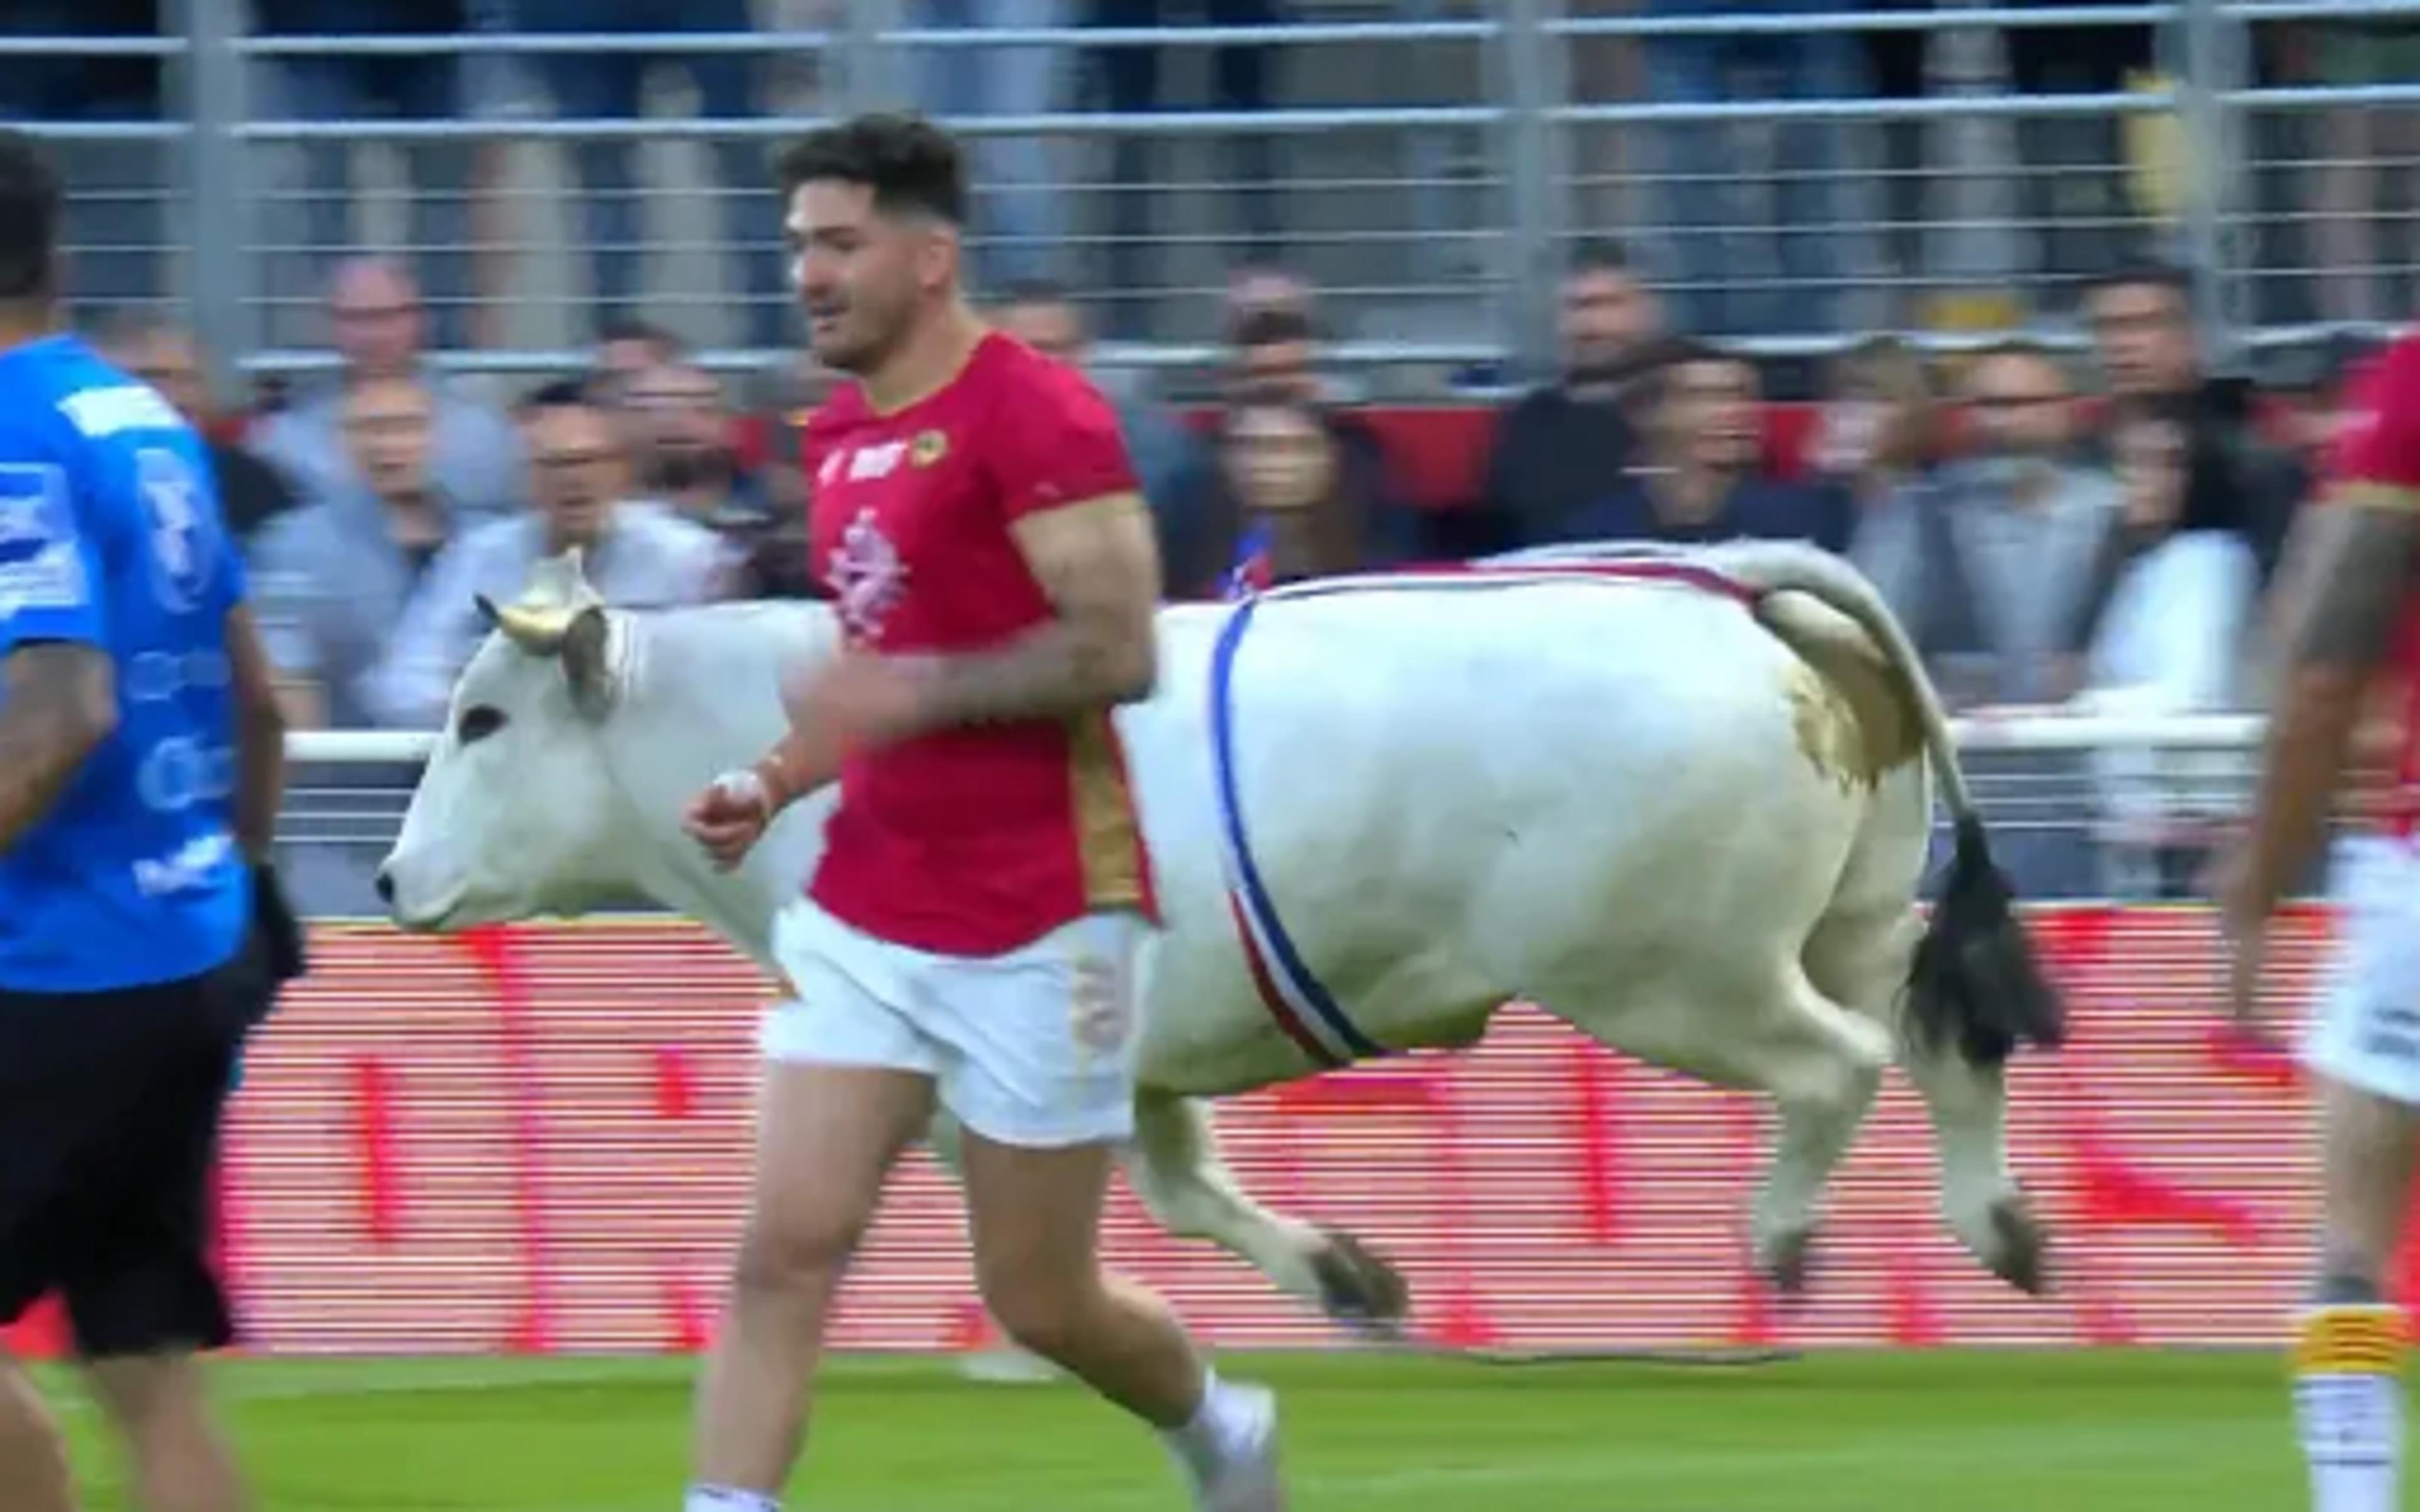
[2305,834,2420,1106]
[762,896,1146,1147]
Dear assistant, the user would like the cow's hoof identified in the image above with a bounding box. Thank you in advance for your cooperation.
[1987,1198,2051,1297]
[1761,1227,1818,1297]
[1311,1226,1410,1337]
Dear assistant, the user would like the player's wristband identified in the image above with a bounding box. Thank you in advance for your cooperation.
[749,752,797,815]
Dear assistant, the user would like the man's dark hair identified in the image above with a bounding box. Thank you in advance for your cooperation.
[596,317,687,360]
[0,130,62,304]
[776,113,967,226]
[2090,256,2194,302]
[1229,306,1319,352]
[520,375,602,415]
[1567,239,1635,279]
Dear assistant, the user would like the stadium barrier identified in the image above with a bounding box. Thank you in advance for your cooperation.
[0,905,2355,1360]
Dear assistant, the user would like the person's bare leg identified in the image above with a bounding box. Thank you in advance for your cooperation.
[686,1063,932,1508]
[83,1353,244,1512]
[962,1131,1282,1509]
[2293,1077,2419,1512]
[0,1349,75,1512]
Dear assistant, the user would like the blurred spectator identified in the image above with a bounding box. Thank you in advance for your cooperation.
[1570,340,1852,549]
[1090,0,1280,331]
[1810,334,1946,624]
[1474,243,1665,553]
[1166,399,1416,598]
[0,1,164,314]
[591,316,689,408]
[1642,5,1860,336]
[510,0,787,350]
[2078,406,2263,896]
[2085,260,2307,583]
[1904,340,2119,709]
[1216,305,1414,546]
[906,0,1067,289]
[93,311,302,549]
[366,379,732,728]
[713,352,835,602]
[991,277,1210,520]
[249,375,461,731]
[2003,4,2157,299]
[2308,13,2420,324]
[622,357,778,545]
[251,257,526,520]
[2265,330,2388,472]
[251,1,475,350]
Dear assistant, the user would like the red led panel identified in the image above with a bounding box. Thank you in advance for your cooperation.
[0,907,2366,1356]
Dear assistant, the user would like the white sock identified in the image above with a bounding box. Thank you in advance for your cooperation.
[1161,1368,1253,1482]
[2295,1303,2404,1512]
[685,1487,780,1512]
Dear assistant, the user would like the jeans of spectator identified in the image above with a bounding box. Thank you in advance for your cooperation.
[515,0,788,350]
[1647,33,1857,336]
[272,58,475,350]
[909,0,1070,291]
[1089,0,1279,324]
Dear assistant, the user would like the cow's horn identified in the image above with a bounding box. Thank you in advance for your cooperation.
[493,602,574,653]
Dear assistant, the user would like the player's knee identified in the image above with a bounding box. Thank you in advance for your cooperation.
[730,1210,861,1300]
[977,1259,1097,1363]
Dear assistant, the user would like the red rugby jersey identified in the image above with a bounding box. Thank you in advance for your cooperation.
[800,331,1158,955]
[2320,333,2420,834]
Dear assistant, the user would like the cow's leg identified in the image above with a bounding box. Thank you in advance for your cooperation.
[1901,1026,2044,1295]
[1740,965,1894,1295]
[1810,896,2044,1295]
[1125,1091,1410,1334]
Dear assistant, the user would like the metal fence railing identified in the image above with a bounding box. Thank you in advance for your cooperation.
[276,713,2269,919]
[1,2,2415,389]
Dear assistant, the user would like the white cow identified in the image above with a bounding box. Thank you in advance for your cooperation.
[376,541,2064,1334]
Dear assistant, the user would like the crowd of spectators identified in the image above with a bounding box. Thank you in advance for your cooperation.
[78,234,2344,908]
[6,3,2420,338]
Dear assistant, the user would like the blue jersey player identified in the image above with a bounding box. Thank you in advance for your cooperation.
[0,130,302,1512]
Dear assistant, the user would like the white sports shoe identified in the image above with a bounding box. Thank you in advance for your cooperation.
[1190,1383,1286,1512]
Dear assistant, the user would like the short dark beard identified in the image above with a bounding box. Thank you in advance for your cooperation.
[648,450,729,495]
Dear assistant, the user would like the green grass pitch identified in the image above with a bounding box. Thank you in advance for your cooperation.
[37,1348,2346,1509]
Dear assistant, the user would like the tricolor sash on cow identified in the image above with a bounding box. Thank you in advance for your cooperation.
[1206,549,1758,1068]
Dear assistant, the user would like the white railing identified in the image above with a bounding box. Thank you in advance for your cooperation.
[280,713,2271,766]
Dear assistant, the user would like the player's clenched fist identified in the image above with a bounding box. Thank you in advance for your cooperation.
[684,769,773,871]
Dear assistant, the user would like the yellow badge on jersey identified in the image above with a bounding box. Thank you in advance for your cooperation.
[910,430,949,469]
[2295,1305,2405,1376]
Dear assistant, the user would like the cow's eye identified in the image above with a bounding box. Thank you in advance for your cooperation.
[457,704,507,745]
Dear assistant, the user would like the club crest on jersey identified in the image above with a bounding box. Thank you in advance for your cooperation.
[827,505,908,646]
[135,447,216,614]
[910,429,949,469]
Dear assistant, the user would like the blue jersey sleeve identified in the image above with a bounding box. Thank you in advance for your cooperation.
[0,439,107,656]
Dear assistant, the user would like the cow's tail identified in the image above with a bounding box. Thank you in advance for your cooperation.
[1706,539,2066,1067]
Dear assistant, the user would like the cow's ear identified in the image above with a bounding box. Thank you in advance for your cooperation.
[560,605,616,719]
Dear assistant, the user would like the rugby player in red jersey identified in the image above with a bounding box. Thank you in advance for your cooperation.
[2224,329,2420,1512]
[677,114,1285,1512]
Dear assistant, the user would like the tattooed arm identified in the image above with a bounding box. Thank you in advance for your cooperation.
[0,641,117,854]
[2226,493,2420,932]
[901,491,1161,730]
